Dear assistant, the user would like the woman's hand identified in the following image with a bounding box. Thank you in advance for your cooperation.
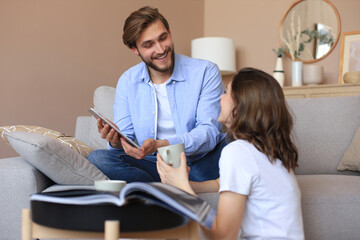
[156,152,195,195]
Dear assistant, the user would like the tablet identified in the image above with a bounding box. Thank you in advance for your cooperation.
[88,108,141,149]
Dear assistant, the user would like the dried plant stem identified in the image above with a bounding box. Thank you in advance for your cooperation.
[305,48,314,60]
[290,11,295,40]
[284,31,295,60]
[283,11,301,60]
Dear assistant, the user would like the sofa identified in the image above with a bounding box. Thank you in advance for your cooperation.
[1,85,360,240]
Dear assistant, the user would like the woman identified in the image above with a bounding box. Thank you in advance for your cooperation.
[157,68,304,239]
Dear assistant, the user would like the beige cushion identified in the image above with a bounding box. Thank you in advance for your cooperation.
[0,125,93,158]
[337,126,360,172]
[5,131,109,185]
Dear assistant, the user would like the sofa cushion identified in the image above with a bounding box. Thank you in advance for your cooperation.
[337,125,360,172]
[88,86,116,149]
[286,95,360,175]
[0,125,93,158]
[296,175,360,240]
[5,131,109,185]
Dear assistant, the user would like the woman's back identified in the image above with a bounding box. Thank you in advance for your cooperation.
[219,140,304,239]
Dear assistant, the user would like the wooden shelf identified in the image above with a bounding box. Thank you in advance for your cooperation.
[283,83,360,98]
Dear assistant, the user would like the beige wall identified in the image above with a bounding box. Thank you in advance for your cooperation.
[204,0,360,86]
[0,0,204,158]
[1,0,360,158]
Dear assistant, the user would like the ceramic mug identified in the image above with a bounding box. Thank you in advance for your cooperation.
[157,143,185,168]
[94,180,126,192]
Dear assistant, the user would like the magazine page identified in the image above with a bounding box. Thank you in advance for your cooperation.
[120,182,216,228]
[30,189,123,206]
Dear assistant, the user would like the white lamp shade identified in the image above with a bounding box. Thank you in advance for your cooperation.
[191,37,236,75]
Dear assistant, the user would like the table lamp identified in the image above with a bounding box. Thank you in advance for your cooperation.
[191,37,236,75]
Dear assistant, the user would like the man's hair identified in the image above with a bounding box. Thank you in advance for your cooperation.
[122,6,170,49]
[227,68,298,172]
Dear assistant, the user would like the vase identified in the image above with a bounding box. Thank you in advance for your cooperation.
[292,61,303,87]
[273,57,284,87]
[303,65,323,85]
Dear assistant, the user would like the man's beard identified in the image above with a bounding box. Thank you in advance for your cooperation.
[139,48,175,73]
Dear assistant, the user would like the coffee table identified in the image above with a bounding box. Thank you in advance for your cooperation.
[22,209,199,240]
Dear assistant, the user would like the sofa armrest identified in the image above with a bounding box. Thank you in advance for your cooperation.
[75,116,91,146]
[0,157,53,240]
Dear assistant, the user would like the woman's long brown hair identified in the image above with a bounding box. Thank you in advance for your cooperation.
[227,68,298,171]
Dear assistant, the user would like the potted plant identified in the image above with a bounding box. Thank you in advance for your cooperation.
[272,47,286,87]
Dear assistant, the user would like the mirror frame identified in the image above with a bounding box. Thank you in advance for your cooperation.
[279,0,341,63]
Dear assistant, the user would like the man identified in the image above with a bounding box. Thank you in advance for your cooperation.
[88,6,226,182]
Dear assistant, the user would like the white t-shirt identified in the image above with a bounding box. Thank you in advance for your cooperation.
[153,81,176,140]
[219,140,304,240]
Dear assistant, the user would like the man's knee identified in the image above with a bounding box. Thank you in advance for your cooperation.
[88,149,110,165]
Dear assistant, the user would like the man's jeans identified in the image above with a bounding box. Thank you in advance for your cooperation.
[87,139,227,183]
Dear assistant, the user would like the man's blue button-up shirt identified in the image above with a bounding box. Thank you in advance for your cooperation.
[111,53,225,161]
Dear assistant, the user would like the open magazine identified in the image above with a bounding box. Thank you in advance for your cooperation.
[30,182,216,228]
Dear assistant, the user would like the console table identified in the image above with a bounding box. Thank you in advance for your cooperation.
[283,83,360,98]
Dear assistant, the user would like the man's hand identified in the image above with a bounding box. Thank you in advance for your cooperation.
[121,138,169,159]
[96,118,122,148]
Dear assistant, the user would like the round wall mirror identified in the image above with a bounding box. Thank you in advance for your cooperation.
[279,0,341,63]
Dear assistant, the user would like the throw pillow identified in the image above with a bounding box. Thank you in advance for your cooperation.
[337,126,360,172]
[5,131,109,185]
[0,125,93,158]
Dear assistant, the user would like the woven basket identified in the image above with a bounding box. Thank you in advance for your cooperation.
[343,71,360,83]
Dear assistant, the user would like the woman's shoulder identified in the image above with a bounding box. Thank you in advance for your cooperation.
[219,140,259,175]
[221,140,256,161]
[223,139,253,152]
